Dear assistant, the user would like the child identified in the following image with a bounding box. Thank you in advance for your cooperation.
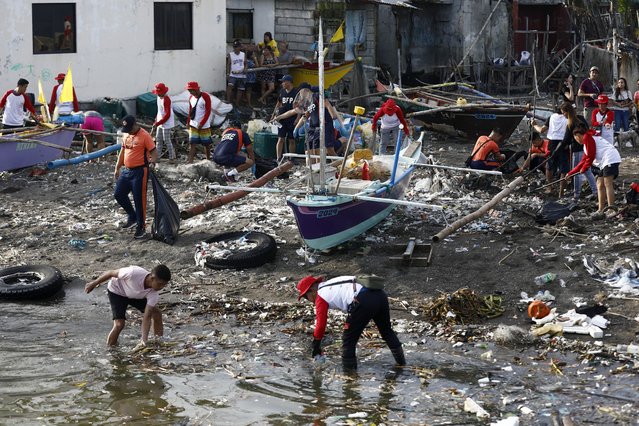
[85,264,171,347]
[521,131,549,174]
[568,123,621,218]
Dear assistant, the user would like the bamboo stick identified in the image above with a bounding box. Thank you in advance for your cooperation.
[406,101,527,118]
[413,162,503,175]
[58,126,119,137]
[432,176,525,242]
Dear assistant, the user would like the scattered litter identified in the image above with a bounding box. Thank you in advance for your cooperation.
[68,238,86,250]
[464,397,490,418]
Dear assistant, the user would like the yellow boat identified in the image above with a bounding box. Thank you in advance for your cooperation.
[289,61,355,89]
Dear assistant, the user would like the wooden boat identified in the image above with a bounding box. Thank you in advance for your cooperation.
[0,126,75,172]
[289,61,355,89]
[384,83,528,140]
[286,139,423,250]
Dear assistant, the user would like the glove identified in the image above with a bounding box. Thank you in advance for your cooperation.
[293,127,299,139]
[311,339,322,357]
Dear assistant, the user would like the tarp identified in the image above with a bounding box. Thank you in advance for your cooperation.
[150,171,180,245]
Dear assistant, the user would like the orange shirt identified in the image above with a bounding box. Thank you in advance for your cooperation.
[122,128,155,168]
[530,139,549,156]
[471,135,501,167]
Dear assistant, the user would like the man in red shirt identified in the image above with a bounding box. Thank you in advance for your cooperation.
[469,128,506,170]
[371,99,410,154]
[0,78,38,131]
[114,115,158,239]
[48,72,79,116]
[297,275,405,372]
[152,82,176,161]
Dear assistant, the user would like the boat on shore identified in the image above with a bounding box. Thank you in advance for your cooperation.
[289,61,355,89]
[286,139,423,250]
[0,126,75,172]
[383,83,528,140]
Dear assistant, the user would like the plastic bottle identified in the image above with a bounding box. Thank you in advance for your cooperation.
[534,272,557,286]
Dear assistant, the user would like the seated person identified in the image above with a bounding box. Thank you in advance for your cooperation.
[469,128,506,170]
[521,132,549,172]
[213,119,255,182]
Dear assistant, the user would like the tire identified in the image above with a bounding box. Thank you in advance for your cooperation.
[203,231,277,270]
[0,265,64,299]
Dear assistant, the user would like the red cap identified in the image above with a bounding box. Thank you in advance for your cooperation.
[594,94,609,105]
[185,81,200,90]
[55,73,66,81]
[152,82,169,95]
[296,276,323,300]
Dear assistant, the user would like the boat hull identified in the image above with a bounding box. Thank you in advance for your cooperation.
[290,61,355,89]
[0,128,75,172]
[287,163,416,251]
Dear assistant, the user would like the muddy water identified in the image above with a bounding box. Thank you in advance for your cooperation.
[1,280,638,424]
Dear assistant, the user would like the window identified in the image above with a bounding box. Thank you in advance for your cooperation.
[32,3,76,54]
[227,9,253,41]
[154,2,193,50]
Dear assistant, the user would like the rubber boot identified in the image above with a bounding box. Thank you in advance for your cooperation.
[342,356,358,372]
[390,346,406,366]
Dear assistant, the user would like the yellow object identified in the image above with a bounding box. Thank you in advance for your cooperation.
[60,64,74,103]
[289,61,355,89]
[330,21,344,43]
[37,79,46,104]
[456,97,467,106]
[352,148,373,162]
[353,106,365,115]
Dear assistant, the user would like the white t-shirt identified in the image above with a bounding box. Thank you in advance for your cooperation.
[317,275,362,312]
[589,135,622,169]
[1,91,28,126]
[546,113,567,140]
[611,89,632,110]
[380,113,401,130]
[188,92,211,129]
[156,96,174,129]
[229,51,246,79]
[107,266,159,307]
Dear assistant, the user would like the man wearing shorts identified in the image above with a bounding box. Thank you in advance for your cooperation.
[0,78,38,131]
[186,81,213,163]
[152,82,176,161]
[81,111,105,155]
[84,264,171,347]
[226,40,247,106]
[273,75,298,161]
[213,119,255,182]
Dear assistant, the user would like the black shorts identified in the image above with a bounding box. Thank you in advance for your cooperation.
[593,163,619,178]
[278,119,295,140]
[108,290,147,320]
[547,141,570,174]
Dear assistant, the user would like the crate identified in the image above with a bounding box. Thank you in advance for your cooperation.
[97,98,125,119]
[136,92,157,118]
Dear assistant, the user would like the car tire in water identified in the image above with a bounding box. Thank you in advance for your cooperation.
[0,265,64,299]
[203,231,277,270]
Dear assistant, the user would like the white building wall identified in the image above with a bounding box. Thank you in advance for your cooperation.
[0,0,227,103]
[226,0,275,45]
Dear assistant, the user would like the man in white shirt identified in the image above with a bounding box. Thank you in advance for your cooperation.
[0,78,38,131]
[85,264,171,347]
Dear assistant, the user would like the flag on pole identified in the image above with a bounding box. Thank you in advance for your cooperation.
[60,64,74,103]
[330,21,344,43]
[37,79,46,104]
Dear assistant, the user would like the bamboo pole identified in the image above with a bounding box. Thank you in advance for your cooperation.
[413,162,503,175]
[179,161,294,219]
[406,102,527,118]
[432,176,525,242]
[59,126,119,137]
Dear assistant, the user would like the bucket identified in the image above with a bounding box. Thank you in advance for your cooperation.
[253,132,278,159]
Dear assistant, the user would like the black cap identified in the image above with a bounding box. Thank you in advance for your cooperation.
[121,115,136,133]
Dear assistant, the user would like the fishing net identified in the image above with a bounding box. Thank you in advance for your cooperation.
[293,88,314,111]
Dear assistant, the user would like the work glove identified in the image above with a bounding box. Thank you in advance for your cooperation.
[311,339,322,357]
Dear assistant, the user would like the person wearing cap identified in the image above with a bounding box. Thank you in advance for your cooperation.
[296,275,405,372]
[213,119,255,182]
[152,82,176,161]
[567,122,621,219]
[84,264,171,347]
[578,66,605,125]
[49,72,79,116]
[226,39,247,106]
[272,75,299,160]
[371,99,410,155]
[591,94,614,144]
[0,78,38,131]
[113,115,158,239]
[185,81,213,163]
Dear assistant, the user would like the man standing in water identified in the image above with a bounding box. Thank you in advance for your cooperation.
[85,264,171,347]
[296,275,406,372]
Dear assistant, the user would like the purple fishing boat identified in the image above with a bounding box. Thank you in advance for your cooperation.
[287,140,423,250]
[0,127,75,172]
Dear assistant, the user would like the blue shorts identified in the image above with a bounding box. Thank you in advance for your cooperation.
[228,76,246,90]
[307,127,335,150]
[278,119,295,140]
[189,127,212,145]
[213,153,247,167]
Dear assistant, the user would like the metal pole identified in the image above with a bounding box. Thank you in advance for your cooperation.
[318,18,326,192]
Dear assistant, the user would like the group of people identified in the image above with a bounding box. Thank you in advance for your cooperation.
[226,32,293,108]
[469,65,624,219]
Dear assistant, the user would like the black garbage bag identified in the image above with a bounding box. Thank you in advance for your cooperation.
[150,171,180,245]
[254,157,289,179]
[535,201,572,225]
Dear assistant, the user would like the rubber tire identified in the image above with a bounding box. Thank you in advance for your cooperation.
[203,231,277,270]
[0,265,64,299]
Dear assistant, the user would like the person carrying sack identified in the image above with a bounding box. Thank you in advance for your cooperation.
[296,274,405,372]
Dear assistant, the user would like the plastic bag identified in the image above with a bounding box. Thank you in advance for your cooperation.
[535,201,572,225]
[150,171,180,245]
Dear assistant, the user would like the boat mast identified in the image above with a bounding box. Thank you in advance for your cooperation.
[318,17,326,192]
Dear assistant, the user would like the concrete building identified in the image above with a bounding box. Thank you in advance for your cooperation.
[0,1,227,103]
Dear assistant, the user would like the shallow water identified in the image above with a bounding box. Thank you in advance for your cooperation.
[1,280,638,425]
